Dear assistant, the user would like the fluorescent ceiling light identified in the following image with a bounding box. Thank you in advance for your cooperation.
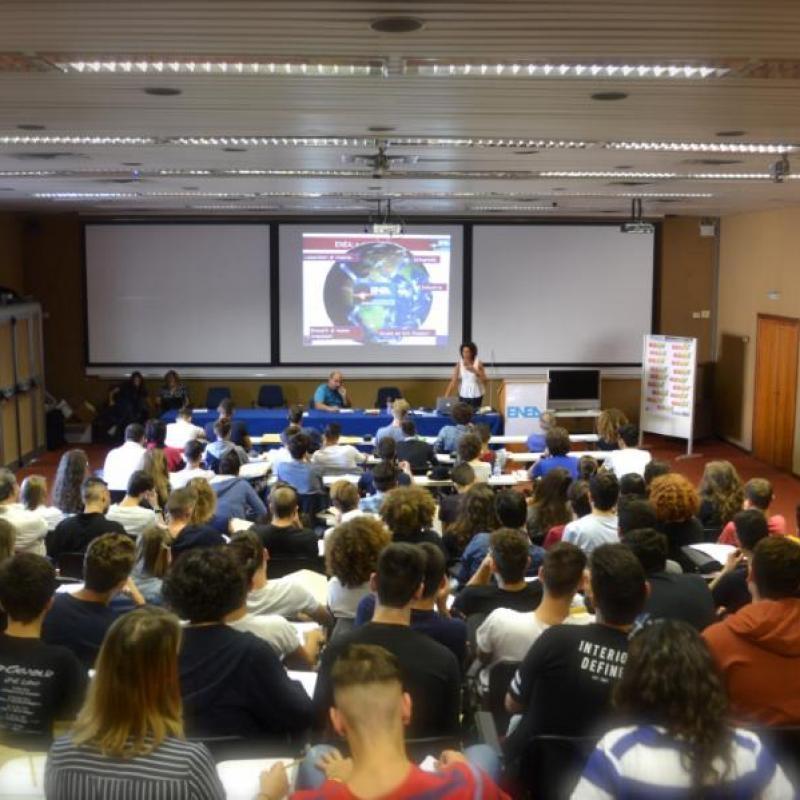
[0,135,155,145]
[606,141,795,154]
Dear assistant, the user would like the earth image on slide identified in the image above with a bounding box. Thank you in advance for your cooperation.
[323,241,433,342]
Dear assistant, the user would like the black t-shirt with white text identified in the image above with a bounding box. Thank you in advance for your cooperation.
[452,583,543,618]
[0,634,88,748]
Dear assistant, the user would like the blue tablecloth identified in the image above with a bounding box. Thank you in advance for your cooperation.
[161,408,503,439]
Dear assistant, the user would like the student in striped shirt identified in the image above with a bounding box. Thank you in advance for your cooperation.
[45,606,225,800]
[571,620,792,799]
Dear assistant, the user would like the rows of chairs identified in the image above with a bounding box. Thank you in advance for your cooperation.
[202,385,404,410]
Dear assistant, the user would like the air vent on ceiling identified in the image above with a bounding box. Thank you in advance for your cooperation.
[682,158,743,166]
[10,151,87,160]
[607,180,653,186]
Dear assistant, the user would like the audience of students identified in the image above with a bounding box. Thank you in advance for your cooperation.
[433,401,474,454]
[562,471,619,555]
[105,469,159,538]
[698,459,744,530]
[703,536,800,726]
[395,418,438,475]
[438,461,475,530]
[251,484,317,558]
[204,417,249,472]
[718,477,787,544]
[144,418,184,472]
[42,533,143,667]
[529,426,580,480]
[166,487,225,559]
[275,432,325,495]
[311,422,366,472]
[315,543,461,738]
[623,527,715,630]
[204,397,251,449]
[325,479,365,535]
[648,472,705,571]
[210,451,267,530]
[287,404,323,452]
[162,546,315,740]
[19,475,63,531]
[0,553,88,749]
[379,484,445,553]
[102,423,147,497]
[358,460,400,514]
[358,436,412,498]
[542,478,592,549]
[47,477,127,559]
[444,481,501,563]
[51,448,90,514]
[605,423,651,477]
[45,606,226,800]
[374,398,411,444]
[164,404,205,449]
[0,467,49,555]
[574,620,793,798]
[170,438,215,489]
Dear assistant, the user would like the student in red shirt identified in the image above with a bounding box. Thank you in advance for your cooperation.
[257,644,509,800]
[717,478,787,545]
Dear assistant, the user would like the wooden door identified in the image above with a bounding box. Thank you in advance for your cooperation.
[752,314,799,469]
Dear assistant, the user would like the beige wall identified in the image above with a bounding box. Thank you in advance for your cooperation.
[716,206,800,472]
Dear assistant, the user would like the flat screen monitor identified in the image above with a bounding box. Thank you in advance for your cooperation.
[548,369,601,409]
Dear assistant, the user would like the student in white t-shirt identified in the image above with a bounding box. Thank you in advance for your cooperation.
[605,424,652,478]
[476,542,592,692]
[170,440,215,490]
[164,407,206,449]
[311,422,366,473]
[19,475,64,531]
[106,470,160,538]
[562,472,619,556]
[102,424,147,494]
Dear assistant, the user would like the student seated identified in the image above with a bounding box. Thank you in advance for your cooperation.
[262,644,509,800]
[209,452,267,530]
[358,460,400,514]
[275,433,324,495]
[204,418,249,472]
[229,530,333,626]
[433,401,474,454]
[526,467,572,544]
[379,485,446,553]
[526,410,556,453]
[314,543,461,738]
[542,478,591,549]
[504,545,647,781]
[529,426,579,480]
[45,606,226,800]
[288,404,323,453]
[703,536,800,725]
[162,546,315,740]
[718,477,788,544]
[52,448,90,515]
[375,398,411,444]
[169,439,214,489]
[444,482,501,565]
[268,425,301,469]
[164,405,205,449]
[131,525,172,605]
[605,423,651,477]
[204,397,251,449]
[166,487,225,560]
[574,620,793,798]
[251,484,318,559]
[0,467,49,555]
[648,473,704,571]
[452,528,543,619]
[42,533,144,668]
[456,432,492,482]
[357,438,412,500]
[562,471,619,555]
[476,542,590,694]
[102,423,146,497]
[144,418,184,473]
[19,475,63,531]
[311,422,366,473]
[105,470,159,538]
[623,528,715,630]
[617,471,647,504]
[643,458,671,490]
[709,509,768,614]
[395,418,438,475]
[595,408,628,451]
[697,460,744,530]
[438,462,475,531]
[355,542,468,666]
[0,553,87,749]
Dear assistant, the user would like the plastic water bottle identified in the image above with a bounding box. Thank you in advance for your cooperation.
[386,397,393,415]
[494,448,507,476]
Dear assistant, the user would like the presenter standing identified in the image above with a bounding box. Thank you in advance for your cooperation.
[445,342,487,409]
[313,370,351,411]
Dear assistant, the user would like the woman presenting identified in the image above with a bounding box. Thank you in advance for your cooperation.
[445,341,487,408]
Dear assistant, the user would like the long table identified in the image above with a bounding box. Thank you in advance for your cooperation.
[161,407,503,439]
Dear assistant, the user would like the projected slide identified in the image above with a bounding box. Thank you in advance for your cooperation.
[302,233,451,346]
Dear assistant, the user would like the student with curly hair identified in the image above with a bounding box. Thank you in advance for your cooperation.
[445,482,500,561]
[574,620,792,798]
[457,432,492,482]
[698,460,744,531]
[379,484,444,554]
[52,448,90,514]
[649,473,704,571]
[326,516,391,629]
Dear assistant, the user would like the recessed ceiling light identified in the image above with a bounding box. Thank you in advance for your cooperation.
[144,87,182,96]
[591,91,628,101]
[716,130,746,137]
[223,146,247,153]
[370,16,424,33]
[17,123,46,131]
[368,125,395,133]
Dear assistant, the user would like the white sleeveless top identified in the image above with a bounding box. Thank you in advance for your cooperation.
[459,358,485,398]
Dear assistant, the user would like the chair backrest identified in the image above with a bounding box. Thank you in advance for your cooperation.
[205,387,231,409]
[56,552,85,580]
[375,386,403,409]
[257,384,286,408]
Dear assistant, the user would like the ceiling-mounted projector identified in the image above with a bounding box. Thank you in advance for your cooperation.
[620,220,655,234]
[371,222,403,235]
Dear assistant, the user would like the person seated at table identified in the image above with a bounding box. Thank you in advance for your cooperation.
[204,397,251,450]
[456,432,492,483]
[164,405,205,449]
[156,369,190,412]
[251,484,317,558]
[395,418,437,475]
[528,426,579,480]
[358,461,401,514]
[275,432,325,495]
[170,439,215,489]
[433,401,474,454]
[106,371,149,436]
[268,423,301,468]
[288,404,323,452]
[203,418,249,472]
[311,422,367,472]
[313,370,350,411]
[526,410,557,453]
[375,399,411,444]
[595,407,629,451]
[605,423,652,478]
[106,470,159,539]
[438,462,476,532]
[262,644,507,800]
[45,606,226,800]
[209,452,267,531]
[358,437,412,497]
[379,485,446,554]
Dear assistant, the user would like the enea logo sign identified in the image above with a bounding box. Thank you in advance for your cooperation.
[507,406,542,419]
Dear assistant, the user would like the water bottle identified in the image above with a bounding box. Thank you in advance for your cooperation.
[386,397,393,415]
[494,448,507,476]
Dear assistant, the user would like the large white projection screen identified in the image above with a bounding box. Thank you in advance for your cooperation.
[472,225,654,363]
[85,224,271,365]
[279,224,464,364]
